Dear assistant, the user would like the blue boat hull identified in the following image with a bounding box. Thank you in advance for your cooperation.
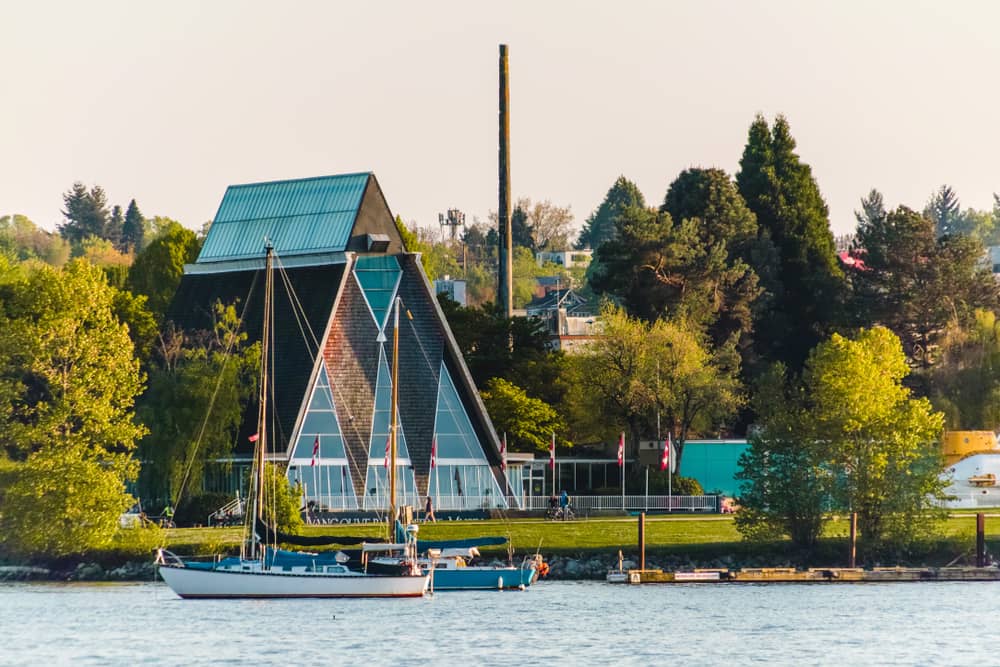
[428,565,536,591]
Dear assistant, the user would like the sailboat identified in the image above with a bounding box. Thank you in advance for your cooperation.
[155,245,429,599]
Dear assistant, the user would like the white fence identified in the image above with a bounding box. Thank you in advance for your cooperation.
[518,494,719,513]
[367,494,719,513]
[306,494,719,513]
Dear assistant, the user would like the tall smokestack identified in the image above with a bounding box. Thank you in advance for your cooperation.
[498,43,513,318]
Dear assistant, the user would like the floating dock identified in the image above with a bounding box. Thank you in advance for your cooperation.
[620,566,1000,584]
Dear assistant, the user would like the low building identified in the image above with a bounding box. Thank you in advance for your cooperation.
[524,288,600,353]
[433,275,467,306]
[536,249,593,269]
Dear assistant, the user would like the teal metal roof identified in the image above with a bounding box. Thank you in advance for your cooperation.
[197,173,370,263]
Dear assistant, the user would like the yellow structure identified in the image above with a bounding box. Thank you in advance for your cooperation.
[942,431,1000,466]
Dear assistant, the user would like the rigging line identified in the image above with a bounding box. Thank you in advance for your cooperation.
[173,270,261,509]
[274,254,321,352]
[272,251,368,509]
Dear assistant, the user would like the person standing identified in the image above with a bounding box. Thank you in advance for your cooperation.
[424,495,437,523]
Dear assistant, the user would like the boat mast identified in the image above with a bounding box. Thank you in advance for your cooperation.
[252,243,273,560]
[388,296,401,527]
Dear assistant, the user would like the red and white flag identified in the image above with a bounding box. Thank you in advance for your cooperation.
[660,434,671,472]
[430,436,437,470]
[310,436,320,467]
[384,437,390,469]
[617,432,625,467]
[549,433,556,470]
[500,433,508,472]
[248,433,259,443]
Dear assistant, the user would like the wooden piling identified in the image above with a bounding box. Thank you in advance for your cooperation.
[849,512,857,568]
[977,513,986,568]
[639,512,646,571]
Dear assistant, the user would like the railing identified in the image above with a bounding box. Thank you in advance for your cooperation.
[208,497,246,526]
[518,495,719,513]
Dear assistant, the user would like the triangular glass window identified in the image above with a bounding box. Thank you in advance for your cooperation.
[354,255,402,331]
[287,362,358,509]
[433,363,487,461]
[363,345,417,509]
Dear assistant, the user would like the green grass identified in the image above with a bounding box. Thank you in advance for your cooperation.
[156,513,1000,567]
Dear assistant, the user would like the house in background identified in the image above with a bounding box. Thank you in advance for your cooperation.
[166,172,507,512]
[536,249,593,269]
[523,287,600,353]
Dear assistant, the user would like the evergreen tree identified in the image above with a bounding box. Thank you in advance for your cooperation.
[736,114,844,370]
[59,182,110,244]
[854,188,886,229]
[107,205,124,250]
[924,185,961,237]
[510,204,535,250]
[576,176,646,250]
[121,199,145,252]
[852,205,998,368]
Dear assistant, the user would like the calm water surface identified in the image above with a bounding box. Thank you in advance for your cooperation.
[1,579,996,666]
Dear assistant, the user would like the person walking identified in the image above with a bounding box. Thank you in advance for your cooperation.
[424,495,437,523]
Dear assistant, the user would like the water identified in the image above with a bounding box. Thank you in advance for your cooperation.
[1,580,997,666]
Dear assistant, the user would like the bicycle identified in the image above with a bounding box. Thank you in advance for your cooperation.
[547,505,575,521]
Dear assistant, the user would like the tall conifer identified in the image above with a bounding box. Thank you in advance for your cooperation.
[736,114,844,370]
[122,199,145,252]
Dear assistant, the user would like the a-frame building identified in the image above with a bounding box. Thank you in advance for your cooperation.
[167,172,507,510]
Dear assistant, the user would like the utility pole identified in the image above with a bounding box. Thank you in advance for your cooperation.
[497,43,513,318]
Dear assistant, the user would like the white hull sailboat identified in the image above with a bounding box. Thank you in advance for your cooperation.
[157,556,428,599]
[156,244,429,599]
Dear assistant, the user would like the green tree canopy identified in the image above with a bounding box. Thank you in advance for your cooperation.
[0,260,147,469]
[137,303,260,505]
[0,214,70,266]
[126,221,201,320]
[737,327,947,557]
[852,205,998,367]
[121,199,146,253]
[736,114,844,370]
[481,377,567,453]
[571,304,743,465]
[576,176,646,250]
[59,182,111,245]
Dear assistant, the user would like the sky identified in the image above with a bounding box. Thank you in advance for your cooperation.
[2,1,999,239]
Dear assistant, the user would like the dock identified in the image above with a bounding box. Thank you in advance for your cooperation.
[621,566,1000,584]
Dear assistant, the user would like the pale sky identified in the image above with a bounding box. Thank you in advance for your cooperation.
[2,1,998,239]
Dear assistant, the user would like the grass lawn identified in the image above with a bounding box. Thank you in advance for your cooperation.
[161,512,1000,566]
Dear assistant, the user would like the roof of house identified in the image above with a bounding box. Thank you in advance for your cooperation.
[197,172,373,263]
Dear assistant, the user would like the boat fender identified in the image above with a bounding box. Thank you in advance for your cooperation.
[498,576,504,590]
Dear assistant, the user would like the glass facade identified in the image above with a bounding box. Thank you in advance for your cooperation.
[427,362,505,508]
[353,255,402,332]
[363,346,418,509]
[286,363,358,509]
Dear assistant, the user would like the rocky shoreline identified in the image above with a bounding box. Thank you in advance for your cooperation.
[0,552,788,583]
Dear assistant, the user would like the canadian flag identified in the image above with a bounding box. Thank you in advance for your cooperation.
[384,437,390,470]
[311,436,320,467]
[660,433,672,472]
[500,433,508,472]
[430,436,437,470]
[248,433,259,443]
[549,433,556,470]
[617,432,625,467]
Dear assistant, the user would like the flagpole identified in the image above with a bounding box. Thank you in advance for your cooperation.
[668,433,673,514]
[644,466,648,513]
[621,433,625,513]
